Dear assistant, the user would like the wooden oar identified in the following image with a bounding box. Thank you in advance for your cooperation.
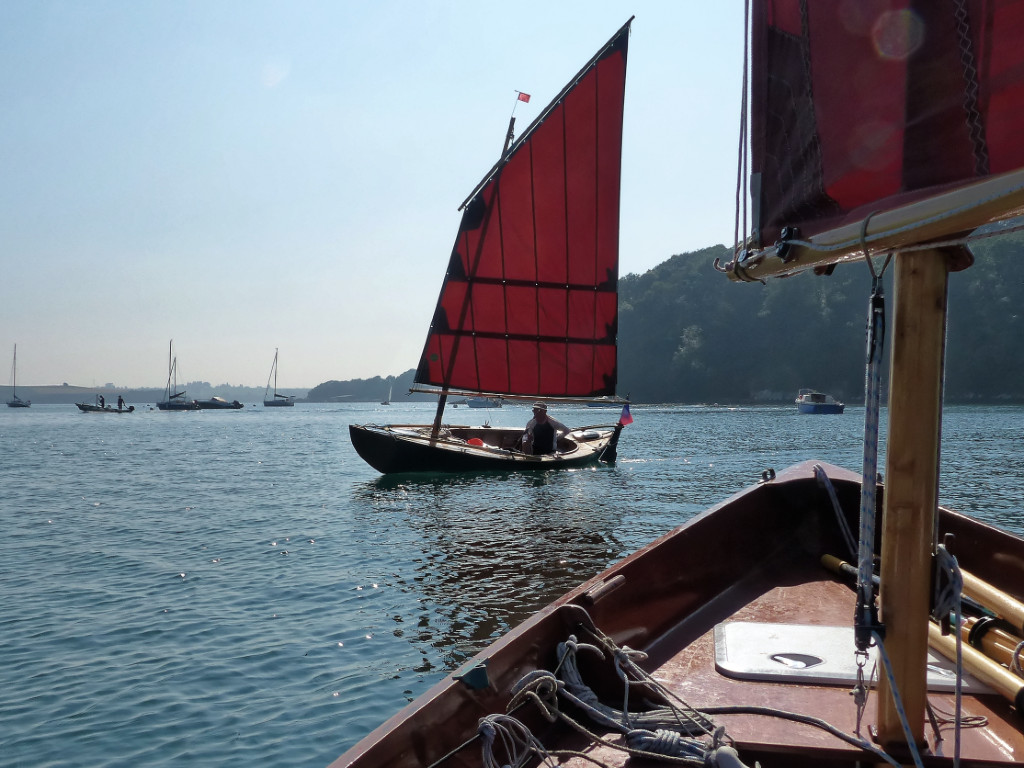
[820,554,994,619]
[960,568,1024,635]
[960,616,1024,676]
[928,622,1024,710]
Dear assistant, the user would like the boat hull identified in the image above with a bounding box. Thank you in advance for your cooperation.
[796,389,845,414]
[330,461,1024,767]
[797,402,845,415]
[348,423,619,474]
[195,399,244,409]
[76,403,135,413]
[263,399,294,407]
[156,399,199,411]
[6,399,30,408]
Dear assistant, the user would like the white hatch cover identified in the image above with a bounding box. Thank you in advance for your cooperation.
[714,621,992,693]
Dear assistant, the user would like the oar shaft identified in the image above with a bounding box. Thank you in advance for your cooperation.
[928,622,1024,710]
[961,616,1024,675]
[960,568,1024,635]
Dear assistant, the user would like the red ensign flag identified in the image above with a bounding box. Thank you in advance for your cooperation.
[517,92,531,103]
[619,404,633,425]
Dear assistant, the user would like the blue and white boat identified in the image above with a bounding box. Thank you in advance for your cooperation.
[795,388,844,414]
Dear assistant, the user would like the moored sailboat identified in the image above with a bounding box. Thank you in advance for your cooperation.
[156,340,198,411]
[349,20,633,474]
[263,348,295,407]
[333,5,1024,767]
[6,344,30,408]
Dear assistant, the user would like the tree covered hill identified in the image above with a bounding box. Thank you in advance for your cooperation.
[307,234,1024,405]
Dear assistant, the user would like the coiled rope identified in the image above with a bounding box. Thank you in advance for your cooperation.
[478,713,557,768]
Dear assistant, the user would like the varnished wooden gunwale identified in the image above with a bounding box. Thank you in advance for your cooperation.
[331,462,1024,768]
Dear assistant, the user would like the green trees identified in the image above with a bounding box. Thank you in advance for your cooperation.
[616,235,1022,404]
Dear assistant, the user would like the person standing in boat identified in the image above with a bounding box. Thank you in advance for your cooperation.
[117,395,125,410]
[522,402,569,455]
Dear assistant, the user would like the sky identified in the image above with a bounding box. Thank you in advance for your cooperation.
[0,1,744,389]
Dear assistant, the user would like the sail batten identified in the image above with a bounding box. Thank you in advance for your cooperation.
[416,20,630,399]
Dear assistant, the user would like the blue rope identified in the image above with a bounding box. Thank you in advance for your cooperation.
[856,277,886,650]
[873,632,927,768]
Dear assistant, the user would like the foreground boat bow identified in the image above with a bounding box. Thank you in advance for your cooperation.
[331,462,1024,767]
[334,3,1024,763]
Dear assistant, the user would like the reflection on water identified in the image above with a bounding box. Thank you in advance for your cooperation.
[353,467,631,669]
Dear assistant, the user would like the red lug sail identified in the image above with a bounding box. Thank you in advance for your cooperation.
[750,0,1024,248]
[416,21,630,399]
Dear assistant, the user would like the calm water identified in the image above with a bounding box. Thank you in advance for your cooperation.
[1,402,1021,767]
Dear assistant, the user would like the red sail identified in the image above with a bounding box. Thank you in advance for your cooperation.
[416,22,630,399]
[750,0,1024,248]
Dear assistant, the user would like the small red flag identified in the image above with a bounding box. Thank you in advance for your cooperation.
[517,92,531,103]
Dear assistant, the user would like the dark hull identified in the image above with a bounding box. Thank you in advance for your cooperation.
[195,399,244,409]
[76,403,134,413]
[263,399,294,407]
[156,399,199,411]
[349,423,619,474]
[330,461,1024,767]
[6,399,30,408]
[797,403,845,414]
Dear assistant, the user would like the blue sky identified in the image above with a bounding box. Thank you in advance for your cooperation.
[0,1,744,388]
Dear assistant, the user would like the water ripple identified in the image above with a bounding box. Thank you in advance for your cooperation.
[1,402,1021,766]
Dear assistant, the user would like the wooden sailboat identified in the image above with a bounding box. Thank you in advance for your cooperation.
[349,21,633,474]
[6,344,30,408]
[156,340,198,411]
[263,348,295,407]
[332,4,1024,767]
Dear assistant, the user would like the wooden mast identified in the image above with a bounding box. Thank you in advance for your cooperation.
[875,248,953,749]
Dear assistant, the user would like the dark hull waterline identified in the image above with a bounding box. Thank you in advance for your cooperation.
[76,403,135,413]
[349,423,619,474]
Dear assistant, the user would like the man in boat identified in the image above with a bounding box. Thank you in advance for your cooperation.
[522,402,569,455]
[117,395,125,410]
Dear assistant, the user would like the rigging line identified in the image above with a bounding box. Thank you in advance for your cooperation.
[528,119,541,399]
[591,58,604,398]
[953,0,989,177]
[856,262,886,652]
[933,544,965,768]
[859,211,892,280]
[873,633,927,768]
[440,186,501,393]
[560,78,571,399]
[733,0,751,262]
[497,156,512,396]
